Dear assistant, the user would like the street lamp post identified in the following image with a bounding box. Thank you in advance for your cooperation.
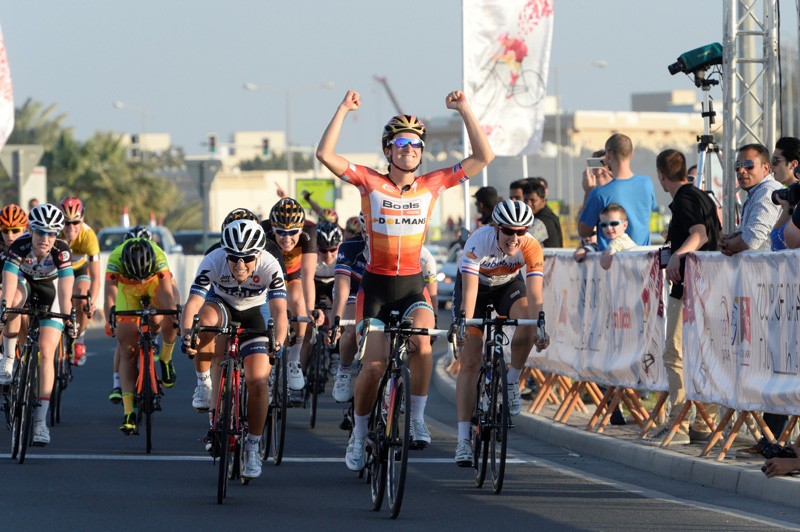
[553,60,607,207]
[113,101,149,161]
[243,82,334,196]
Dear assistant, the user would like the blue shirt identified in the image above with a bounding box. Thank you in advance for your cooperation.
[579,174,657,250]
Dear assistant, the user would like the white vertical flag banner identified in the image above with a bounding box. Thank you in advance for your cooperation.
[0,25,13,152]
[463,0,553,157]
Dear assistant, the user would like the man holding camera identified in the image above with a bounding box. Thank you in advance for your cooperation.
[719,144,782,255]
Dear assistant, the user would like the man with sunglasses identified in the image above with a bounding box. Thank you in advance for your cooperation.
[261,198,319,404]
[0,204,76,445]
[719,144,783,255]
[767,137,800,252]
[182,219,288,479]
[451,199,549,466]
[317,89,494,470]
[59,197,100,366]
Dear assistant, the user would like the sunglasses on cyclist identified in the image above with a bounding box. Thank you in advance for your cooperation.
[734,160,758,171]
[599,220,625,228]
[0,227,24,234]
[274,228,301,237]
[33,228,58,238]
[226,254,257,264]
[499,227,527,237]
[389,138,425,149]
[65,220,82,226]
[319,247,338,253]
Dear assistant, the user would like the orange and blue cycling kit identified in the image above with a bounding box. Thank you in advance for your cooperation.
[339,162,468,276]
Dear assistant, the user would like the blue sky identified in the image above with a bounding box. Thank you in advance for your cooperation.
[2,1,753,155]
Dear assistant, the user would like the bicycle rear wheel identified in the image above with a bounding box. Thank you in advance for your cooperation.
[142,341,156,454]
[217,364,233,504]
[270,352,287,465]
[18,347,39,464]
[368,378,387,512]
[49,342,62,426]
[489,357,509,494]
[473,366,489,488]
[386,365,411,519]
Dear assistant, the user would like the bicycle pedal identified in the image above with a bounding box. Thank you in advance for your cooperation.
[339,418,352,431]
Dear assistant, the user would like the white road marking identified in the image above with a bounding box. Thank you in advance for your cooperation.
[0,453,527,464]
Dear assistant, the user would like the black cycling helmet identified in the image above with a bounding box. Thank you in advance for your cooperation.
[316,221,343,249]
[270,198,305,230]
[120,238,157,280]
[124,225,152,241]
[222,207,259,230]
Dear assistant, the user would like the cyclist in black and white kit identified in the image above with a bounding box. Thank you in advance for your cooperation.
[181,219,288,480]
[0,204,76,446]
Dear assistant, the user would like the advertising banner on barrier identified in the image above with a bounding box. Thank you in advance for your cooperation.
[530,251,668,391]
[683,251,800,415]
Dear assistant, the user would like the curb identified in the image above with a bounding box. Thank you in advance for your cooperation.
[432,354,800,510]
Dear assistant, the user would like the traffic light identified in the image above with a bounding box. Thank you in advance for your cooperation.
[262,138,270,157]
[208,133,217,154]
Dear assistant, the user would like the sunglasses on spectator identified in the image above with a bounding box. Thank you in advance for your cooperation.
[389,138,424,149]
[33,228,57,238]
[499,227,527,236]
[65,220,82,226]
[226,254,257,264]
[1,227,24,234]
[734,160,758,171]
[599,220,625,228]
[771,156,786,166]
[274,228,300,237]
[320,247,338,253]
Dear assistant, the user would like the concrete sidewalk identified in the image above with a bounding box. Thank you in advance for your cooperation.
[432,356,800,510]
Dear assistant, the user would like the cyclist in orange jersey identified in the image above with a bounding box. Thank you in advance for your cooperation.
[317,89,493,470]
[0,204,29,383]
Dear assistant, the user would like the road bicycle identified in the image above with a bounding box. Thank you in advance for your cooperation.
[190,315,276,504]
[360,311,452,519]
[457,308,545,494]
[304,308,332,429]
[111,296,181,454]
[2,302,75,464]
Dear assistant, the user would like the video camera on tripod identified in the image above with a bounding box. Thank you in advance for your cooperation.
[668,43,723,77]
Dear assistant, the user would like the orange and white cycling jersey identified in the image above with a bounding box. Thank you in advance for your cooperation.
[459,225,544,287]
[340,162,468,276]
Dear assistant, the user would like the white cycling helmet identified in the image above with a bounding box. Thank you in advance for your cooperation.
[492,199,534,228]
[221,219,266,257]
[29,203,66,232]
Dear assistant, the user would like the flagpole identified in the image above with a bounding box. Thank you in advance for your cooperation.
[461,0,472,231]
[522,155,528,180]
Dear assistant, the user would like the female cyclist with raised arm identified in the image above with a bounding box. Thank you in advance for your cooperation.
[317,89,494,470]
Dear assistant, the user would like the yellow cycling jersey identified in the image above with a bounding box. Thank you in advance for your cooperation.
[65,223,100,270]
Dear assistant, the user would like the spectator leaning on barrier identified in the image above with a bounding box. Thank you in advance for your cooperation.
[578,133,657,250]
[768,137,800,252]
[644,149,721,446]
[719,143,783,255]
[598,204,636,270]
[525,182,563,248]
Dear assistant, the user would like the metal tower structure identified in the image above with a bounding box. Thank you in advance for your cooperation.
[722,0,779,232]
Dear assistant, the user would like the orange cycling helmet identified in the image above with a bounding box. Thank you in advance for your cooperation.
[270,198,305,230]
[60,197,84,221]
[382,115,426,148]
[0,204,28,228]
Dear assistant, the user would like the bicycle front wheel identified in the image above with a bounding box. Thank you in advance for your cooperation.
[142,343,156,454]
[270,353,287,465]
[473,366,489,488]
[18,347,39,464]
[217,365,233,504]
[386,365,411,519]
[10,352,29,460]
[489,357,509,494]
[307,339,322,429]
